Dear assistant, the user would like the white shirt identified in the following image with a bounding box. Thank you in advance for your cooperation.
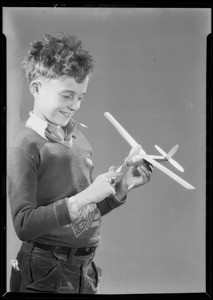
[25,111,50,140]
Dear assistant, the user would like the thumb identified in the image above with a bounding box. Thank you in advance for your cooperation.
[125,155,144,166]
[109,166,116,172]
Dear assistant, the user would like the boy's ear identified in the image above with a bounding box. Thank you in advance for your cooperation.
[29,80,41,96]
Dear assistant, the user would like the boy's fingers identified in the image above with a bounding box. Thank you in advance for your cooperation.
[104,171,123,178]
[102,171,123,186]
[149,164,154,171]
[142,161,154,173]
[137,165,152,181]
[109,184,116,194]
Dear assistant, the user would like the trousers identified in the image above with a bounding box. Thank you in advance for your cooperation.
[10,241,102,294]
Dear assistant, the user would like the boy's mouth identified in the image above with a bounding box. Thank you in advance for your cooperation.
[59,111,73,118]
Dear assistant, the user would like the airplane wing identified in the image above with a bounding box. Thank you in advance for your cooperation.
[139,152,195,189]
[149,155,166,161]
[104,112,146,154]
[104,112,195,190]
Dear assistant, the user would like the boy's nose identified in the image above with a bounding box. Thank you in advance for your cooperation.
[68,100,81,112]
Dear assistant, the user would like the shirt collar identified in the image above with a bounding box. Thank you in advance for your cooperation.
[25,111,77,141]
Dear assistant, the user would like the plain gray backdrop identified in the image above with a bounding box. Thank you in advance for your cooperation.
[4,7,210,294]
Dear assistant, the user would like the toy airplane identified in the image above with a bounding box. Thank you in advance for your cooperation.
[104,112,195,190]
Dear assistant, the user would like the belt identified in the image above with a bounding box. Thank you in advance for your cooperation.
[33,242,96,256]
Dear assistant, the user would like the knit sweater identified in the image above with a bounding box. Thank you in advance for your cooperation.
[7,127,125,248]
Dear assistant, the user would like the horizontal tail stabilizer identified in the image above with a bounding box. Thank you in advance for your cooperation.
[140,152,195,189]
[155,145,184,172]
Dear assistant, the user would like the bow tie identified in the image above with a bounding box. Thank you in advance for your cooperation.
[45,120,76,146]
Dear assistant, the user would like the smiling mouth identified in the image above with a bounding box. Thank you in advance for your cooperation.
[60,111,73,118]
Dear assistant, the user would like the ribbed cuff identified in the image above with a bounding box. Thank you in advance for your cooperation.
[107,194,127,209]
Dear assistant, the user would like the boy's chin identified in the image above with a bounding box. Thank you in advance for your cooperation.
[57,119,70,127]
[47,117,70,127]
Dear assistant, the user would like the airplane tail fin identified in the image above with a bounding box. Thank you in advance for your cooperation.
[166,144,179,159]
[154,144,184,172]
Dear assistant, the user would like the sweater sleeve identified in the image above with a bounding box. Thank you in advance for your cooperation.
[7,147,72,241]
[97,194,127,217]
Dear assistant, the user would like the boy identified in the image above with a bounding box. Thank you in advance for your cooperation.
[7,33,152,294]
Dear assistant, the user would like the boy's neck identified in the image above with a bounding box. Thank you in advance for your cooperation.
[32,110,65,140]
[32,108,48,123]
[32,109,63,127]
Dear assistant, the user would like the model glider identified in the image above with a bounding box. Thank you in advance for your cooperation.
[104,112,195,190]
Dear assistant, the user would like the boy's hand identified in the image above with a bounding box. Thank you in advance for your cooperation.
[125,153,153,176]
[114,160,153,200]
[124,161,153,189]
[87,171,123,202]
[125,154,153,168]
[73,171,123,209]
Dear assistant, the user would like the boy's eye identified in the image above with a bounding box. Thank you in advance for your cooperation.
[63,95,73,99]
[62,95,84,101]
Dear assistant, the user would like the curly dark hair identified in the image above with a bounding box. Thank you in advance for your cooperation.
[22,33,95,83]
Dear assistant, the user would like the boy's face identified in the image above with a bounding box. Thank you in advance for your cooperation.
[33,75,89,127]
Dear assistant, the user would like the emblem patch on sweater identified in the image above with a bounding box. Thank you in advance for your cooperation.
[70,204,99,237]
